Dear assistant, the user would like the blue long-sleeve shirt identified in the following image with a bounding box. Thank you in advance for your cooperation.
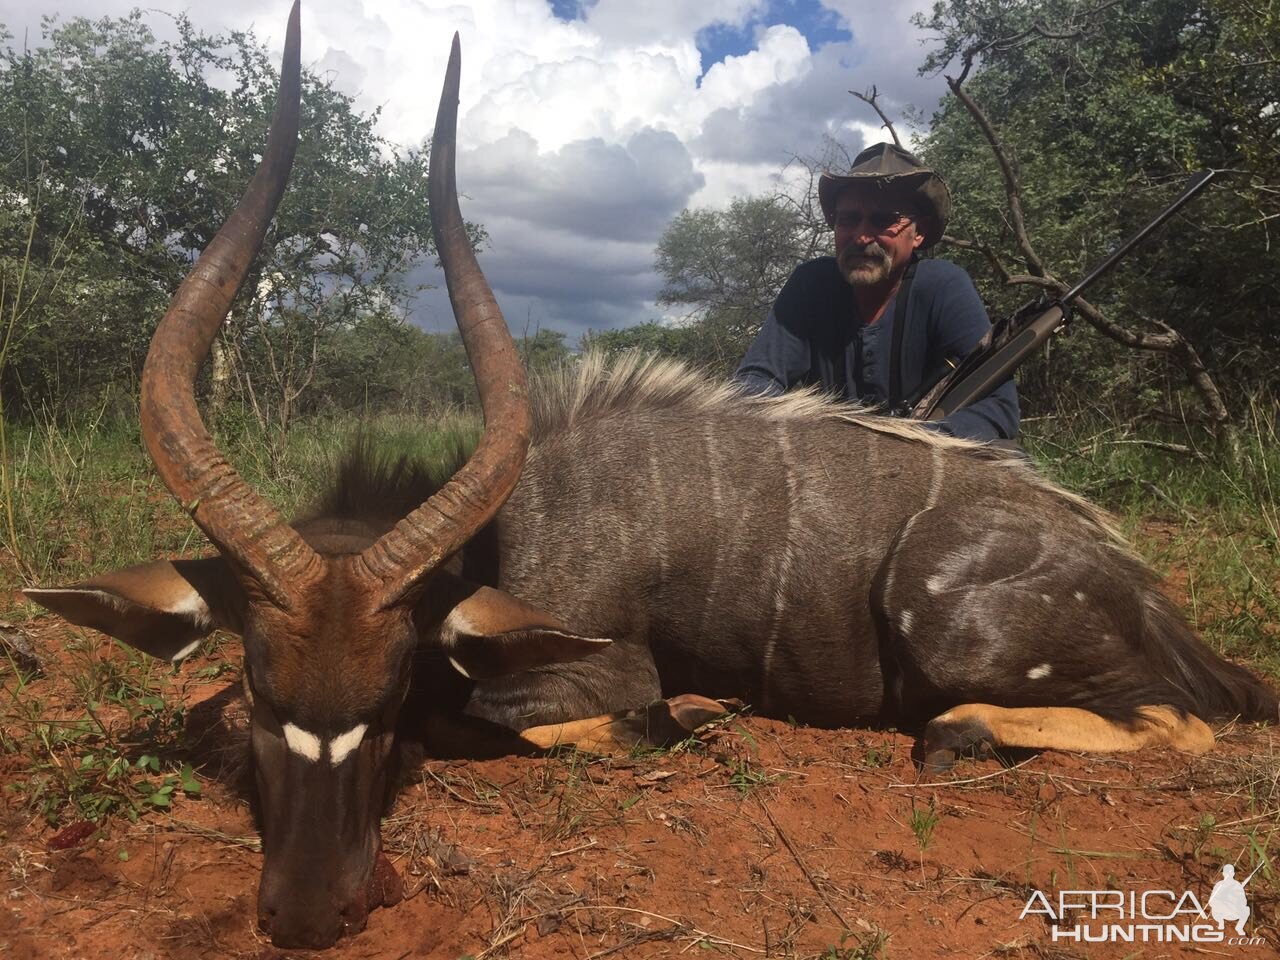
[734,256,1019,442]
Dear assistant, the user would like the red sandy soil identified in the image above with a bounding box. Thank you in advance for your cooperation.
[3,620,1278,960]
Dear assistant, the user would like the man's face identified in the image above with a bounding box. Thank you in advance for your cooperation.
[833,188,925,287]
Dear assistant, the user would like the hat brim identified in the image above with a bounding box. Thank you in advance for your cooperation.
[819,169,951,248]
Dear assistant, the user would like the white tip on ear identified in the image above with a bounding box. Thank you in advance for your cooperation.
[170,639,202,663]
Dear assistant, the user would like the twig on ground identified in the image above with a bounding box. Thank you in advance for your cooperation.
[886,756,1038,789]
[758,797,851,930]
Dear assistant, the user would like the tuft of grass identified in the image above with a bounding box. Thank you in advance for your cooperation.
[725,757,779,796]
[532,747,624,842]
[820,928,890,960]
[908,795,940,853]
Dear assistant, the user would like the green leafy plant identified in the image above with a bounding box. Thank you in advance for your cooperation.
[908,796,940,853]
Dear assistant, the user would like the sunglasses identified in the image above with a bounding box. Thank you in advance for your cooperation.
[834,209,914,233]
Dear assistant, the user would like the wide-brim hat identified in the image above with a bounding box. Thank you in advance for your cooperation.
[818,142,952,248]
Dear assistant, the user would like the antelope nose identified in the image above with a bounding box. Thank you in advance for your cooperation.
[258,895,353,950]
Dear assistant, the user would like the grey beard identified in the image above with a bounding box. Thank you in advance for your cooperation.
[839,243,892,287]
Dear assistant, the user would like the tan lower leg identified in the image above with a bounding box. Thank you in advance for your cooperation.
[932,703,1215,754]
[519,712,634,753]
[519,694,729,754]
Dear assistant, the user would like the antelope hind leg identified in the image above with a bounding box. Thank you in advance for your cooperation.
[921,703,1215,772]
[519,694,729,754]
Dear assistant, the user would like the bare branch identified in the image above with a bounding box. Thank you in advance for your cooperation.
[848,86,903,147]
[943,73,1047,277]
[943,52,1232,437]
[940,235,1012,283]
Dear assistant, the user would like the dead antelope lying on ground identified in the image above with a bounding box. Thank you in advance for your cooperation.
[24,2,1278,950]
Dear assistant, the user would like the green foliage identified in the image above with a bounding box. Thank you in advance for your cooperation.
[0,10,451,423]
[724,757,780,796]
[579,320,708,367]
[2,634,198,825]
[821,929,890,960]
[914,0,1280,416]
[908,795,940,852]
[653,195,827,371]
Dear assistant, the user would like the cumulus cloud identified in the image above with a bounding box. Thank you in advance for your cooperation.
[1,0,951,336]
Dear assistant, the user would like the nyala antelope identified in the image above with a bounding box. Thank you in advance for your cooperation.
[25,2,1277,949]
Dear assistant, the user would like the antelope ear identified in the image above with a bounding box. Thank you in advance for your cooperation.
[424,575,612,680]
[23,557,245,662]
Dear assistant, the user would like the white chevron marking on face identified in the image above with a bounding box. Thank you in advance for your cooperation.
[282,722,323,763]
[329,723,368,766]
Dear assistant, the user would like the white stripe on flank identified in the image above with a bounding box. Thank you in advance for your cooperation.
[761,425,798,701]
[283,723,322,763]
[900,609,914,637]
[329,723,368,766]
[924,444,945,510]
[698,424,726,643]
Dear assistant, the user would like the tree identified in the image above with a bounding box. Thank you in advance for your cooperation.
[580,321,709,367]
[654,194,827,371]
[911,0,1278,428]
[0,11,460,428]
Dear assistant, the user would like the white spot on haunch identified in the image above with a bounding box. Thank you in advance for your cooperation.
[329,723,368,766]
[1074,591,1087,602]
[1041,593,1052,603]
[283,723,322,763]
[926,574,946,595]
[169,639,201,663]
[900,610,914,636]
[1026,664,1052,680]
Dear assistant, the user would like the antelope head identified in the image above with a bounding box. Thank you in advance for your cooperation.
[25,2,608,948]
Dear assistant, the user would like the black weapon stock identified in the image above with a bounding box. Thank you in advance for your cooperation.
[911,170,1220,422]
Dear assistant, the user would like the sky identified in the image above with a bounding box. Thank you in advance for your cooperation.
[2,0,951,343]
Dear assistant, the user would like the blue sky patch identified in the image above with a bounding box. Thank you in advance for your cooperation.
[696,0,851,79]
[548,0,581,22]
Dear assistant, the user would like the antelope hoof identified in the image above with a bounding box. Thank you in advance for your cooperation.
[920,713,995,773]
[664,694,732,734]
[628,695,731,749]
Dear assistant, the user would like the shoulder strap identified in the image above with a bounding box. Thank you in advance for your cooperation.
[887,258,918,415]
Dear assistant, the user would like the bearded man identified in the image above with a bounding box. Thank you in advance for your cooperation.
[734,143,1019,443]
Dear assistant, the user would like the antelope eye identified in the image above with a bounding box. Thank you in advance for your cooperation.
[242,666,285,732]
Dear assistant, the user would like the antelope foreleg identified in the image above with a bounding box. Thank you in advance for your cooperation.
[921,703,1215,772]
[519,694,729,754]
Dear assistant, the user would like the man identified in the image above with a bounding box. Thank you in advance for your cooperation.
[735,143,1019,443]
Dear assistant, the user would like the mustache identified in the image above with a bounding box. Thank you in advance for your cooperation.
[839,242,891,269]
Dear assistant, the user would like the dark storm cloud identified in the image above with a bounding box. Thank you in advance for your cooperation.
[459,127,704,243]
